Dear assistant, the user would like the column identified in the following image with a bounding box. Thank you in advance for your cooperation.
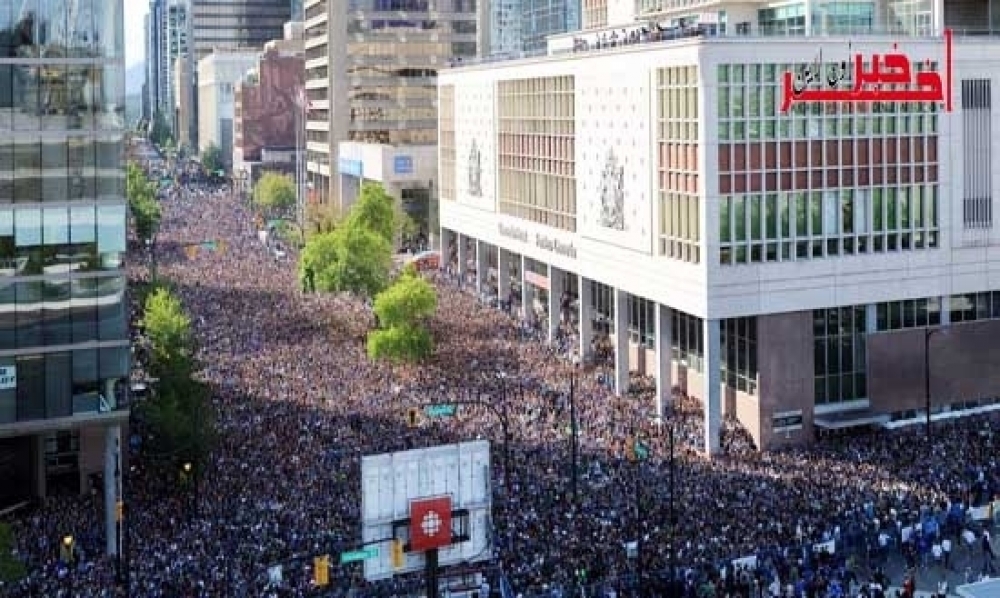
[104,426,120,556]
[654,304,673,420]
[702,318,722,456]
[614,289,629,396]
[578,276,593,361]
[866,304,877,334]
[520,255,530,320]
[475,240,487,296]
[497,249,511,304]
[34,435,46,499]
[940,296,951,325]
[457,235,468,280]
[548,265,564,343]
[440,229,453,271]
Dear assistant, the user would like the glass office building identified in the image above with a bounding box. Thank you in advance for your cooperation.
[0,0,129,545]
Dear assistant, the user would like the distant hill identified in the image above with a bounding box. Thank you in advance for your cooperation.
[126,63,145,96]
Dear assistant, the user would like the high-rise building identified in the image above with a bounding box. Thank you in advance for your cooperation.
[490,1,582,57]
[177,0,289,154]
[145,0,189,133]
[439,3,1000,453]
[197,49,261,164]
[303,0,480,209]
[0,0,129,556]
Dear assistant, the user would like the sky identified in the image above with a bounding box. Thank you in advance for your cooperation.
[125,2,147,67]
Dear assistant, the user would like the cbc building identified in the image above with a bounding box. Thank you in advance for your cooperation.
[437,4,1000,452]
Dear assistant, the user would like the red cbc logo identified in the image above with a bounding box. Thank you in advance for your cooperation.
[409,496,452,552]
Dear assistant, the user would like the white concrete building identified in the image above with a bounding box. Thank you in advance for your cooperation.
[196,50,261,166]
[439,14,1000,452]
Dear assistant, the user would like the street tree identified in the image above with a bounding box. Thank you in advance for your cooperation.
[138,286,215,464]
[367,268,438,363]
[126,162,161,243]
[201,143,224,174]
[253,172,296,217]
[345,182,397,244]
[299,223,392,297]
[0,523,25,584]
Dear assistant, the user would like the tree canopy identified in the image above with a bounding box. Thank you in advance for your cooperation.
[126,162,161,243]
[345,182,397,244]
[253,172,296,217]
[298,182,398,298]
[201,143,224,174]
[0,523,25,584]
[367,268,438,363]
[148,110,172,147]
[138,286,214,464]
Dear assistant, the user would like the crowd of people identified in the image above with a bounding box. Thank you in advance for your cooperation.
[3,158,1000,597]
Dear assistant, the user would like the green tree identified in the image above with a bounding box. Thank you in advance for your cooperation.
[345,182,397,245]
[148,110,171,146]
[366,269,437,362]
[126,162,161,243]
[253,172,296,217]
[141,287,194,382]
[300,224,392,297]
[372,269,437,327]
[138,286,215,463]
[0,523,26,584]
[201,143,224,174]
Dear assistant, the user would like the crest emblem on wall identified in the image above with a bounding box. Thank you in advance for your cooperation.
[598,148,626,231]
[468,139,483,197]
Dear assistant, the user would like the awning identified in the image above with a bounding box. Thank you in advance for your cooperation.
[957,578,1000,598]
[814,410,890,430]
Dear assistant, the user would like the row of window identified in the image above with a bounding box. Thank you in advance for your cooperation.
[0,64,126,131]
[0,1,124,59]
[722,317,758,395]
[658,193,701,264]
[439,85,456,201]
[875,298,942,331]
[718,186,939,264]
[498,172,577,232]
[719,113,938,141]
[0,345,129,425]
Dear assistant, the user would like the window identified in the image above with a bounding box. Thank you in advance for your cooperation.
[961,79,992,230]
[721,317,757,394]
[657,66,701,263]
[813,306,867,405]
[628,297,655,348]
[875,297,941,331]
[670,311,704,372]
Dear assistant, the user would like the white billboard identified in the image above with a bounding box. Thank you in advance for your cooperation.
[361,440,493,581]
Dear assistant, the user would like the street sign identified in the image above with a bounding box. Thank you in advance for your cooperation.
[340,547,379,564]
[634,440,650,461]
[424,404,457,418]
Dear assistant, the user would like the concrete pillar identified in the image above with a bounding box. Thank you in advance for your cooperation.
[520,255,530,320]
[104,425,121,556]
[475,240,487,296]
[548,265,564,343]
[654,304,673,419]
[34,434,46,499]
[866,304,877,334]
[440,229,453,271]
[614,288,629,396]
[497,249,511,303]
[703,318,722,456]
[578,276,593,361]
[940,296,951,325]
[457,235,468,280]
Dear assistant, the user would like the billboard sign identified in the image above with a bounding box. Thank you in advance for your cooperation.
[361,440,492,581]
[780,29,953,113]
[0,365,16,389]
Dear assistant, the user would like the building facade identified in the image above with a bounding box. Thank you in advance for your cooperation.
[490,0,582,56]
[0,0,130,557]
[197,50,260,165]
[303,0,480,208]
[145,0,189,132]
[439,16,1000,452]
[233,47,304,174]
[187,0,290,60]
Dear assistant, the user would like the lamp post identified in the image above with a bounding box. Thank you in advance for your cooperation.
[63,534,75,596]
[182,461,198,518]
[665,419,678,598]
[569,356,580,507]
[924,326,945,443]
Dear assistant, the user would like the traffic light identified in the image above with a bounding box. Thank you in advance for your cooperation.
[624,436,637,462]
[390,539,405,569]
[115,501,124,522]
[313,555,330,586]
[406,408,420,428]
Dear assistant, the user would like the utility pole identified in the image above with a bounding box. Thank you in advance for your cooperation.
[569,371,579,506]
[668,423,678,598]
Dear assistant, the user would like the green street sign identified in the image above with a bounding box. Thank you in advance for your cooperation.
[339,547,379,564]
[425,404,457,418]
[634,441,650,461]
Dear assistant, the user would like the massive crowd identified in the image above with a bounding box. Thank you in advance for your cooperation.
[3,159,1000,598]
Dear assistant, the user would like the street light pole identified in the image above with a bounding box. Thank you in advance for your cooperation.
[667,423,678,598]
[924,326,943,444]
[569,367,579,507]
